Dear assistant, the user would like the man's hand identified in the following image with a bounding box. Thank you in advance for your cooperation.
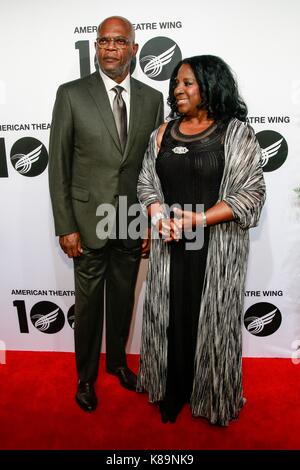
[59,232,83,258]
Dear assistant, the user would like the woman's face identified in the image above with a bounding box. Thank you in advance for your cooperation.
[174,63,201,116]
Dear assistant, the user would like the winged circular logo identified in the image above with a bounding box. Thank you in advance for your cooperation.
[244,302,282,337]
[140,44,176,78]
[255,130,288,172]
[11,144,43,174]
[139,37,182,81]
[245,308,277,334]
[10,137,48,177]
[261,138,283,167]
[31,307,60,331]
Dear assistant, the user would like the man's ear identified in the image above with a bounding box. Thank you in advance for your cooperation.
[132,43,139,57]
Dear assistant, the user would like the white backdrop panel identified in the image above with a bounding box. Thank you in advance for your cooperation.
[1,0,300,358]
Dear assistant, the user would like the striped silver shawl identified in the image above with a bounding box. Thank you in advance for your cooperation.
[136,118,266,425]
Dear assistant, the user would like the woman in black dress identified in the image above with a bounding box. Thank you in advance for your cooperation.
[137,56,266,425]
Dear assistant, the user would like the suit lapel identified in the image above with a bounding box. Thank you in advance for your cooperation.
[87,73,122,153]
[122,78,143,163]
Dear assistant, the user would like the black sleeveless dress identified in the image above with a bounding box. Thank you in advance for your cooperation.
[155,118,226,421]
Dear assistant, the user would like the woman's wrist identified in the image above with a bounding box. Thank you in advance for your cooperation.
[151,211,165,228]
[195,211,207,227]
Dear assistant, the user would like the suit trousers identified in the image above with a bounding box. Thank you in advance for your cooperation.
[73,238,141,382]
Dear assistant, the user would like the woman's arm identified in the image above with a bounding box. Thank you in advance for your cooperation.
[138,123,179,242]
[156,122,168,151]
[173,200,234,231]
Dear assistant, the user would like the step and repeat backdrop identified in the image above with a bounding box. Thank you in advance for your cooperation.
[1,0,300,359]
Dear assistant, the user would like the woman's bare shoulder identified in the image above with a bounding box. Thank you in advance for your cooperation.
[156,122,168,150]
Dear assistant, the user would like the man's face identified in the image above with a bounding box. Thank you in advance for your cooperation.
[95,18,138,83]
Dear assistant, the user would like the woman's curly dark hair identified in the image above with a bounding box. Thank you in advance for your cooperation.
[168,55,248,122]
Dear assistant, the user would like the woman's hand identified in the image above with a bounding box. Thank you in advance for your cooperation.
[173,202,235,232]
[172,207,199,232]
[155,217,180,243]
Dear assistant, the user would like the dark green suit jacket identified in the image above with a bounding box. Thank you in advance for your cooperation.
[49,72,164,248]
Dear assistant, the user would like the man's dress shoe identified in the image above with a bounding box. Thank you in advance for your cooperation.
[75,381,98,412]
[107,366,137,391]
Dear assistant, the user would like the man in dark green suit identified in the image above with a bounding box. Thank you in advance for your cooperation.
[49,16,164,412]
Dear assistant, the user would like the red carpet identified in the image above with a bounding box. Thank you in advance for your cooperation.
[0,352,300,450]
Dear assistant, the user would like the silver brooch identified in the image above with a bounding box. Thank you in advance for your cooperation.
[172,146,189,155]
